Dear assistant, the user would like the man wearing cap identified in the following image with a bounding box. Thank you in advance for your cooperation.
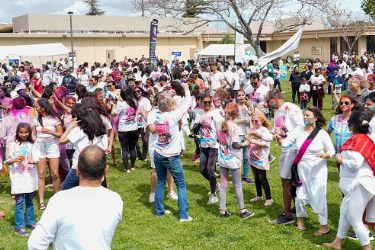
[208,62,226,96]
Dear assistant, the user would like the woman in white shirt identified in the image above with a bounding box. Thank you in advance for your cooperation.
[149,85,192,222]
[111,87,139,173]
[33,99,63,210]
[324,111,375,250]
[275,107,335,236]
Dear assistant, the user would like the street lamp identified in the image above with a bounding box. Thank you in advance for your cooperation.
[68,11,74,70]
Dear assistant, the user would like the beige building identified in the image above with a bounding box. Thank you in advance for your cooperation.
[0,15,374,67]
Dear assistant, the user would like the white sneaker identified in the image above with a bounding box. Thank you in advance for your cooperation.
[207,195,219,205]
[207,182,221,194]
[167,191,178,200]
[149,193,155,203]
[180,216,194,222]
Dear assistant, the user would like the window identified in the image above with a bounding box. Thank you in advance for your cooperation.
[330,37,337,56]
[367,36,375,54]
[340,37,358,54]
[260,41,267,53]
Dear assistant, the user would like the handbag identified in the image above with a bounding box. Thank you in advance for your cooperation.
[290,126,321,198]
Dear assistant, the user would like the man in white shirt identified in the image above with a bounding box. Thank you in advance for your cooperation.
[92,62,102,77]
[245,73,270,117]
[87,76,106,92]
[28,146,123,250]
[208,62,226,96]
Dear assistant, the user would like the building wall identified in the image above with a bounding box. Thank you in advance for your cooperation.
[0,36,200,67]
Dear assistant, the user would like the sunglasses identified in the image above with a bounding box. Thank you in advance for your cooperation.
[203,101,212,104]
[251,120,259,123]
[340,101,350,106]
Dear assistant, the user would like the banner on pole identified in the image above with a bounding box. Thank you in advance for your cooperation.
[149,19,158,63]
[234,21,245,63]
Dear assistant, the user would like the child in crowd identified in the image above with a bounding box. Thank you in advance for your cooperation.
[299,77,310,111]
[6,123,39,236]
[218,102,254,219]
[243,111,273,207]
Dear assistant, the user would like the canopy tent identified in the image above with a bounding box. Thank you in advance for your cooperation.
[0,43,70,59]
[197,44,255,56]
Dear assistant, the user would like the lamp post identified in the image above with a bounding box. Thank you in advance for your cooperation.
[68,11,74,70]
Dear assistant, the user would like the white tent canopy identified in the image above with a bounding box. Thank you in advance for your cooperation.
[197,44,258,63]
[197,44,255,56]
[0,43,70,59]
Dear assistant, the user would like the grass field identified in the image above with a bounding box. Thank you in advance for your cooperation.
[0,80,374,250]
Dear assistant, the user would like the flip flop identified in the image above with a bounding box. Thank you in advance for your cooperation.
[296,223,306,231]
[38,202,46,210]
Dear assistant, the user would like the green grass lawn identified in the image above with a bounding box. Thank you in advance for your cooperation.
[0,81,373,249]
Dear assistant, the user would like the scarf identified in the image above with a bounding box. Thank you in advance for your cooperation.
[340,134,375,176]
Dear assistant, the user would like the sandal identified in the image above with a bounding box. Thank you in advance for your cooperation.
[38,202,46,210]
[296,223,306,231]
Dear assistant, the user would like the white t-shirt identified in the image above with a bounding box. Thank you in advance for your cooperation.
[309,75,326,90]
[147,108,161,150]
[66,127,108,169]
[87,82,106,92]
[368,117,375,142]
[218,121,242,169]
[42,71,52,87]
[28,186,123,250]
[209,71,224,96]
[247,85,270,114]
[34,116,62,141]
[92,68,102,77]
[114,101,138,132]
[198,109,223,149]
[137,97,152,128]
[261,77,274,89]
[248,127,271,170]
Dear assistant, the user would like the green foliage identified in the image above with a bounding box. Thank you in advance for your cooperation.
[361,0,375,17]
[218,34,235,44]
[84,0,105,16]
[182,0,200,17]
[0,76,374,249]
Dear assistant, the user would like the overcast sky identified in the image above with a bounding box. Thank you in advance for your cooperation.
[0,0,366,24]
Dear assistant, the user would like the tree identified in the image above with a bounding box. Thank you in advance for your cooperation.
[361,0,375,19]
[324,7,371,56]
[217,34,235,44]
[133,0,334,58]
[85,0,105,16]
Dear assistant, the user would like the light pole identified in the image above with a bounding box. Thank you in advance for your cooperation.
[68,11,74,70]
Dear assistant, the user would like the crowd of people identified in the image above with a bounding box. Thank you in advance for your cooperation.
[0,51,374,249]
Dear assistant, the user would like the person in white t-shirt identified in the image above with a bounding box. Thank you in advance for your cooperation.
[308,68,326,110]
[28,145,123,250]
[245,73,270,117]
[208,62,226,96]
[111,87,139,173]
[149,86,193,222]
[59,104,108,190]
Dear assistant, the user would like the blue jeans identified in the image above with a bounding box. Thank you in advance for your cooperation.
[15,192,35,229]
[239,135,249,179]
[154,151,189,219]
[273,79,282,91]
[61,169,79,190]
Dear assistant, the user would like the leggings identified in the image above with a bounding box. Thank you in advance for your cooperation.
[219,167,245,210]
[136,127,149,160]
[200,147,218,194]
[118,130,139,170]
[292,85,300,103]
[251,166,272,199]
[194,138,200,155]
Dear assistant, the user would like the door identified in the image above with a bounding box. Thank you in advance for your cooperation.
[106,50,115,65]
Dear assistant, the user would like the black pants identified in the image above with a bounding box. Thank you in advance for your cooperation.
[118,130,139,170]
[251,166,271,199]
[200,147,218,194]
[312,88,324,110]
[194,138,200,155]
[300,100,308,110]
[292,85,300,103]
[66,149,75,168]
[136,127,149,160]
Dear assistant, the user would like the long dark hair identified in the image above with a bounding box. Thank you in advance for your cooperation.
[134,86,151,100]
[120,87,137,110]
[76,84,87,101]
[170,81,186,97]
[348,110,371,134]
[71,103,106,140]
[15,122,34,144]
[306,106,326,128]
[81,96,110,118]
[37,98,62,127]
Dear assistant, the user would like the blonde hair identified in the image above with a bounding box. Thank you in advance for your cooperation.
[253,111,272,131]
[158,93,174,112]
[349,76,368,90]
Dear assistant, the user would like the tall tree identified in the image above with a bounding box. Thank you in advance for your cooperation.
[361,0,375,19]
[324,7,371,55]
[133,0,334,57]
[85,0,105,16]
